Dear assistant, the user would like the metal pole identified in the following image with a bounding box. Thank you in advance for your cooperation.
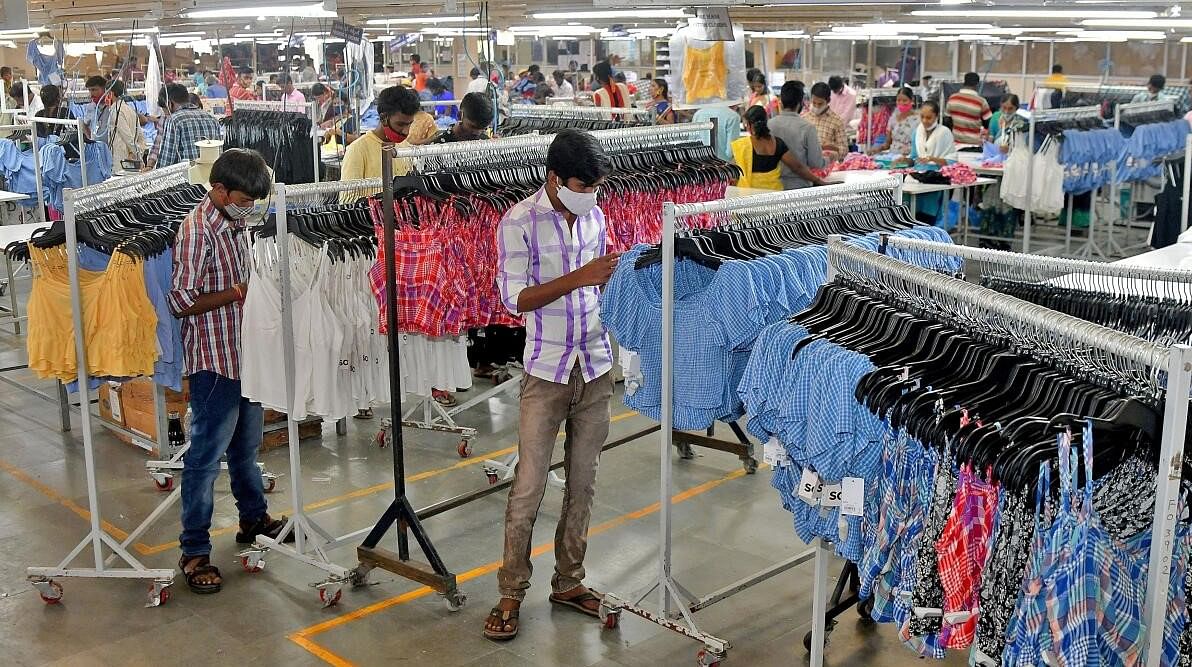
[1143,344,1192,666]
[380,145,410,561]
[659,201,676,616]
[77,121,88,188]
[275,184,305,554]
[1023,112,1036,253]
[1048,41,1055,75]
[1182,133,1191,233]
[29,117,44,222]
[1164,40,1171,78]
[63,192,104,568]
[310,102,320,183]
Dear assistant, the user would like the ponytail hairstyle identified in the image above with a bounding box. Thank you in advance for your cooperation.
[744,105,770,138]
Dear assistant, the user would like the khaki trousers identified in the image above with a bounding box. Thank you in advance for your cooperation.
[497,366,613,600]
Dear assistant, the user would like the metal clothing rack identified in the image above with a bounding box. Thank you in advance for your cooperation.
[20,112,88,196]
[504,103,654,121]
[825,237,1190,667]
[25,165,187,608]
[228,99,321,184]
[1021,105,1103,255]
[599,176,904,666]
[1108,97,1183,256]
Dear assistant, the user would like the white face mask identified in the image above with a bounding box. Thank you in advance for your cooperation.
[922,121,937,132]
[813,104,828,115]
[555,180,598,217]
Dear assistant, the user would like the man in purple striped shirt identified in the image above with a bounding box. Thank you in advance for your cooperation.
[484,129,620,641]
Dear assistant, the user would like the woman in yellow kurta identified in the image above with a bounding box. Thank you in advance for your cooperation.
[731,105,827,191]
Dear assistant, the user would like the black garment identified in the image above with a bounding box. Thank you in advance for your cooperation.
[752,136,789,173]
[431,125,488,144]
[467,326,526,368]
[35,106,81,159]
[1152,159,1186,249]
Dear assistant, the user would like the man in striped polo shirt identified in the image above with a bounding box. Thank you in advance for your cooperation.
[946,72,993,146]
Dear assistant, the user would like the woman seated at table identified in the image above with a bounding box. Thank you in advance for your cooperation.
[867,87,919,157]
[909,101,958,167]
[731,105,827,191]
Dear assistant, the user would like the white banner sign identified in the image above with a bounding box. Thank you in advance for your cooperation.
[688,8,734,42]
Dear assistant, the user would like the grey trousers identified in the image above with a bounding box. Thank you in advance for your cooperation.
[497,366,614,601]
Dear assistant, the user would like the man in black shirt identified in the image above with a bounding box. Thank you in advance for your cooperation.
[431,92,493,144]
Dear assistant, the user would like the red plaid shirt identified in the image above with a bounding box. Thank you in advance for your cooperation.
[168,196,248,379]
[228,82,257,110]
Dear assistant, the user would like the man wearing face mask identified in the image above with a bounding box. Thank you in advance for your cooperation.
[157,83,222,168]
[169,149,293,595]
[804,82,847,161]
[339,85,420,185]
[484,129,619,642]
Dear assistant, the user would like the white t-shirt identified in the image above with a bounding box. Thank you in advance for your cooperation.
[467,77,489,95]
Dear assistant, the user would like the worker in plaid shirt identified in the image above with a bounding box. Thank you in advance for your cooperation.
[155,82,222,168]
[168,149,291,595]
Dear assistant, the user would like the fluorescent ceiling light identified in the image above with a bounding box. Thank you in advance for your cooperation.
[364,15,477,25]
[629,28,675,37]
[1074,30,1166,40]
[816,33,916,41]
[920,36,960,42]
[1084,18,1192,28]
[234,32,287,38]
[185,3,335,18]
[511,25,598,33]
[913,9,1156,19]
[532,10,687,20]
[861,23,994,32]
[420,28,489,36]
[101,27,160,34]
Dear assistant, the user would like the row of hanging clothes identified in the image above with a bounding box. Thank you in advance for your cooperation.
[239,201,405,421]
[496,110,649,137]
[884,238,1192,346]
[13,182,207,391]
[1116,107,1190,183]
[0,136,112,215]
[999,112,1104,217]
[739,242,1191,667]
[598,187,958,432]
[221,109,316,185]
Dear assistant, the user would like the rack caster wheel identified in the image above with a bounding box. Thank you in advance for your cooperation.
[697,648,725,666]
[147,580,173,607]
[151,472,174,491]
[261,473,277,493]
[240,552,265,573]
[318,586,343,607]
[374,418,392,448]
[349,563,374,588]
[443,591,466,612]
[803,619,836,652]
[601,610,620,629]
[457,440,472,458]
[741,457,759,474]
[677,442,695,460]
[31,578,63,604]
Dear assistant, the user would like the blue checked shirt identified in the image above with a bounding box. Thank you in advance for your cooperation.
[157,105,222,167]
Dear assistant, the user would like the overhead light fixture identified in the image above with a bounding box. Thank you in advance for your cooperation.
[364,15,477,25]
[510,25,599,34]
[531,9,687,20]
[1083,18,1192,28]
[101,27,160,35]
[913,9,1156,19]
[860,23,994,32]
[233,32,287,38]
[1073,30,1166,40]
[185,3,335,18]
[420,28,489,36]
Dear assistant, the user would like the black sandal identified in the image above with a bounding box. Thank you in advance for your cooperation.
[236,514,296,544]
[483,606,519,640]
[179,555,222,594]
[548,588,603,618]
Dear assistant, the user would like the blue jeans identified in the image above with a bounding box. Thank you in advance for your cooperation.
[180,371,267,558]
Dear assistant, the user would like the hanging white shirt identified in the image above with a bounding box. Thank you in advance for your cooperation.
[913,123,959,163]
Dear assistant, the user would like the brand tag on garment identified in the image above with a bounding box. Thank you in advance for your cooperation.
[899,366,910,381]
[107,382,123,422]
[763,437,789,467]
[619,348,640,376]
[797,468,823,504]
[841,477,865,516]
[820,483,843,507]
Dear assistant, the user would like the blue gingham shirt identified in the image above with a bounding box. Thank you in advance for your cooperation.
[157,105,223,167]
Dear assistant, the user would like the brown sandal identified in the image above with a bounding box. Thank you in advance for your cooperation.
[548,588,603,618]
[483,606,520,640]
[179,555,222,594]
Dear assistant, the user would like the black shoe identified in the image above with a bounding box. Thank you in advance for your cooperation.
[236,513,296,544]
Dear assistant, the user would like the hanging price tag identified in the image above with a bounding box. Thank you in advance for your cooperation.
[763,437,789,467]
[797,468,823,504]
[619,348,640,376]
[821,483,843,507]
[841,477,865,516]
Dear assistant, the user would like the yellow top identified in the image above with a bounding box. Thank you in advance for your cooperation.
[683,41,727,102]
[730,136,783,191]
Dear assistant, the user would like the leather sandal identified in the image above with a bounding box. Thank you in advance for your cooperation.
[236,513,296,544]
[179,555,222,594]
[483,606,519,640]
[548,588,603,618]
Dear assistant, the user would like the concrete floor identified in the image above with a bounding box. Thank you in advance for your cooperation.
[0,329,972,667]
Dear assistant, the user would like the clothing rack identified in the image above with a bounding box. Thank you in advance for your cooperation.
[1022,105,1103,255]
[19,112,89,192]
[227,99,320,184]
[1109,97,1183,256]
[824,236,1190,667]
[598,176,904,667]
[504,103,653,120]
[24,164,191,607]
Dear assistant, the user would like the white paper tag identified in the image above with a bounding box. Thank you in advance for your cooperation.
[108,382,123,422]
[841,477,865,516]
[762,437,789,467]
[821,483,843,507]
[619,348,641,376]
[797,468,823,504]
